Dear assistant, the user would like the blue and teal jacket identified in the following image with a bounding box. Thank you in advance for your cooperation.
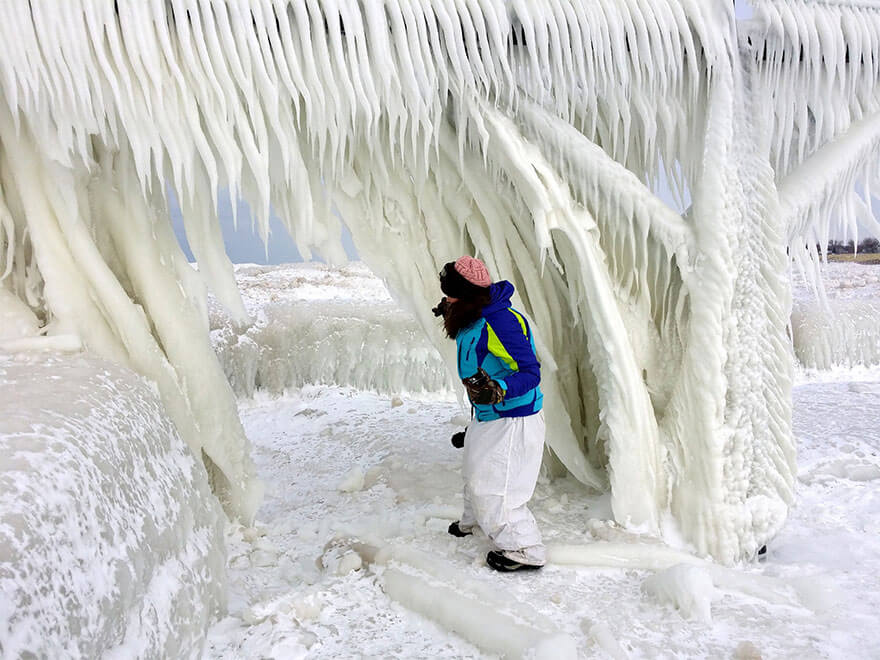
[456,281,543,421]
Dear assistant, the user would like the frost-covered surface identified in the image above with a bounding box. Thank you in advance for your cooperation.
[0,353,225,658]
[204,375,880,658]
[792,262,880,369]
[210,264,453,396]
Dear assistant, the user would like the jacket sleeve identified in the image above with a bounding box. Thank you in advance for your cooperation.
[486,310,541,398]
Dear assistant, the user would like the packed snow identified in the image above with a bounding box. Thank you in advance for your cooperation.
[202,261,880,658]
[0,353,225,658]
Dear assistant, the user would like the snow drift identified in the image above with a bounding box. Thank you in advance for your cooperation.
[0,354,225,658]
[1,0,876,561]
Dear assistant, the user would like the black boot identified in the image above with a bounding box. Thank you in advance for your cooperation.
[448,521,473,537]
[486,550,543,572]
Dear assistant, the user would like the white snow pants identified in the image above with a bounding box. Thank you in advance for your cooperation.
[460,411,546,564]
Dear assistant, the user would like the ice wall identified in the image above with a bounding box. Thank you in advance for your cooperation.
[792,299,880,369]
[1,0,869,561]
[790,261,880,370]
[207,263,454,397]
[0,354,225,658]
[213,299,453,397]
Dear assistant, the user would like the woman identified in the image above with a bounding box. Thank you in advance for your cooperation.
[436,256,546,572]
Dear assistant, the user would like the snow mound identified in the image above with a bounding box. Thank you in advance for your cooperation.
[642,564,715,623]
[0,354,225,658]
[336,467,366,493]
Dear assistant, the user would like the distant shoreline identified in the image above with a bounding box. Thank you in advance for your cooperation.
[828,254,880,265]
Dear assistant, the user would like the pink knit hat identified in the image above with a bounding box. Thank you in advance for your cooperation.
[454,256,492,287]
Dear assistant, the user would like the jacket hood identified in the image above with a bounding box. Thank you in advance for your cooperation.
[482,280,515,315]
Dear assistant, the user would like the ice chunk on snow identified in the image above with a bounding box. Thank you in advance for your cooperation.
[642,564,716,623]
[339,543,579,658]
[337,467,366,493]
[0,287,39,340]
[586,622,628,660]
[334,551,364,576]
[0,355,225,657]
[547,542,704,571]
[382,568,577,660]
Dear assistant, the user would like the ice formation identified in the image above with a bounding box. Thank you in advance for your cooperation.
[0,0,875,562]
[0,354,225,657]
[790,261,880,369]
[792,298,880,369]
[344,542,579,659]
[212,299,452,397]
[206,263,454,395]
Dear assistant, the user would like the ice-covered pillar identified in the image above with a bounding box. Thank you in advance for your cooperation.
[664,22,795,562]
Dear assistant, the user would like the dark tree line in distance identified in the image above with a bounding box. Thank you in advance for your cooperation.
[823,238,880,254]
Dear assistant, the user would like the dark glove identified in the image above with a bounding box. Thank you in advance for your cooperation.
[451,430,465,449]
[463,368,505,405]
[432,297,450,317]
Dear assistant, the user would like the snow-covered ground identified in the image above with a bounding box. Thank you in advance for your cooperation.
[204,262,880,659]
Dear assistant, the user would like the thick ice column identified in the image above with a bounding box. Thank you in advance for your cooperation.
[664,40,795,562]
[93,147,263,522]
[476,108,667,530]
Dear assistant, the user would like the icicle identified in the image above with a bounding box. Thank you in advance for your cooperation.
[0,190,15,281]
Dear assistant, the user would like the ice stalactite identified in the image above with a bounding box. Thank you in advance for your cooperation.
[0,0,870,561]
[751,0,880,254]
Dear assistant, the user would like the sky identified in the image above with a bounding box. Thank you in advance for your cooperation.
[170,189,358,264]
[736,0,754,19]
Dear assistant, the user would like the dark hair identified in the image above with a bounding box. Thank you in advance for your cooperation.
[442,290,492,339]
